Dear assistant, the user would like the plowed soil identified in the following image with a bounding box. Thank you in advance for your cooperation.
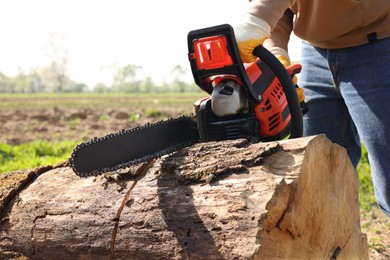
[0,94,201,145]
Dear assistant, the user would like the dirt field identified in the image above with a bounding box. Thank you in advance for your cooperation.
[0,93,389,259]
[1,106,164,145]
[0,93,203,145]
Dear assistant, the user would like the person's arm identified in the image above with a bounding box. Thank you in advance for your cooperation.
[263,9,294,66]
[235,0,292,63]
[264,9,304,103]
[234,14,271,63]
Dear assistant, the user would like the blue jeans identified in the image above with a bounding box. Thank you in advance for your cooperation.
[299,38,390,217]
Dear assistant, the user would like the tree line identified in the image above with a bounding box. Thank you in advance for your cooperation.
[0,64,200,94]
[0,32,200,94]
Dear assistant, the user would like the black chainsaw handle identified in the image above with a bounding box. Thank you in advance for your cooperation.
[253,46,303,139]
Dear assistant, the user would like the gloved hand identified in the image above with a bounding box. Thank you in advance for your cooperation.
[274,51,305,103]
[235,14,271,63]
[277,55,298,85]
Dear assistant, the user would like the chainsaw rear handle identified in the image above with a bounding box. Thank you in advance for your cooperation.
[252,45,303,138]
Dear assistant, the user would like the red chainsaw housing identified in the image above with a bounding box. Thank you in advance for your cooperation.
[190,34,296,139]
[188,25,302,141]
[245,60,291,137]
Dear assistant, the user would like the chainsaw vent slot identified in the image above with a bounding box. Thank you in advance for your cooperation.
[261,83,284,112]
[208,122,245,139]
[268,114,280,131]
[264,99,272,111]
[270,83,284,101]
[200,114,257,142]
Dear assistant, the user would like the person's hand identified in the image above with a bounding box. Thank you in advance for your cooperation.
[277,55,298,84]
[294,83,305,103]
[277,55,305,103]
[235,14,271,63]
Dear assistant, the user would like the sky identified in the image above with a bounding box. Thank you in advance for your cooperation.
[0,0,301,86]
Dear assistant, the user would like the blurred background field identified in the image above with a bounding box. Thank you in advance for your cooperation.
[0,93,388,259]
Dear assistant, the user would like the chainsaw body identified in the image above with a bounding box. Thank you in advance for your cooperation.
[188,24,302,142]
[70,24,303,177]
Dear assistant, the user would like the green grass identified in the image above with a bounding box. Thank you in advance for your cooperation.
[357,144,376,210]
[0,140,77,173]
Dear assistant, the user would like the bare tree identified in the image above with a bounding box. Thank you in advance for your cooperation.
[170,65,189,92]
[112,64,142,92]
[44,32,69,93]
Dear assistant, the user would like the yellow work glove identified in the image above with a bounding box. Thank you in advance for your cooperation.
[276,54,305,103]
[235,14,271,63]
[277,55,298,85]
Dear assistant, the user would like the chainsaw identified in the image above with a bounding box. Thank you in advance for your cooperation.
[70,24,304,177]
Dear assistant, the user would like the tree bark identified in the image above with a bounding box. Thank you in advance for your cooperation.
[0,135,368,259]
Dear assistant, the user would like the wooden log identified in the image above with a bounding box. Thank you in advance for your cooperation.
[0,135,368,259]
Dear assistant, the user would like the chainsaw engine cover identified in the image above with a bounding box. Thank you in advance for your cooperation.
[245,59,292,140]
[211,79,247,117]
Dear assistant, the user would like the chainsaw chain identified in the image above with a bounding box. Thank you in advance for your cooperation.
[69,115,198,177]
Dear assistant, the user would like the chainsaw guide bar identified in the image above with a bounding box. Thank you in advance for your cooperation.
[70,115,199,177]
